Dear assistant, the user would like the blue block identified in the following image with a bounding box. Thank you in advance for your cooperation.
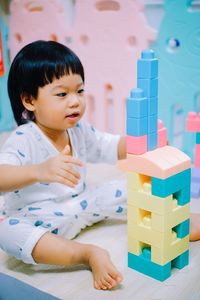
[137,49,158,79]
[148,114,158,134]
[173,185,190,205]
[148,97,158,116]
[128,252,171,281]
[147,132,157,151]
[152,169,191,199]
[172,250,189,269]
[174,219,190,238]
[126,88,148,118]
[137,78,158,98]
[126,116,148,136]
[196,132,200,144]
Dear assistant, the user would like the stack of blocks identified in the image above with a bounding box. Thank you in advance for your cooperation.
[186,112,200,198]
[122,49,191,281]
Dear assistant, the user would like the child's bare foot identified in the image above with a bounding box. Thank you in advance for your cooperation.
[190,213,200,241]
[87,246,123,290]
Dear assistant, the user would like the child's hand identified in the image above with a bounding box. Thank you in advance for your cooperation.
[37,145,83,187]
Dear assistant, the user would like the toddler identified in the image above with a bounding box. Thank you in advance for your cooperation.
[0,40,127,290]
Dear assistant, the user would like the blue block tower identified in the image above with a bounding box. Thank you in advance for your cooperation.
[137,49,158,151]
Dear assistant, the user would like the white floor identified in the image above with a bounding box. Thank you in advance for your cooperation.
[0,134,200,300]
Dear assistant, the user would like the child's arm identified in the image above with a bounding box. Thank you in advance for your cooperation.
[117,136,126,160]
[0,145,83,192]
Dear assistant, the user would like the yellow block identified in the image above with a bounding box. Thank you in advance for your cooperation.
[128,202,190,232]
[128,236,189,265]
[128,185,175,215]
[127,172,151,191]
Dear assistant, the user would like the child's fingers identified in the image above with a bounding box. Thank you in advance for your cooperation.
[57,170,79,187]
[62,155,83,167]
[61,165,81,180]
[56,175,77,188]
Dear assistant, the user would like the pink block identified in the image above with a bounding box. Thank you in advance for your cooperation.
[157,119,167,148]
[119,145,191,179]
[186,112,200,132]
[126,135,147,155]
[194,144,200,168]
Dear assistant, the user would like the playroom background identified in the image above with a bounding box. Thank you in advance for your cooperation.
[0,0,200,161]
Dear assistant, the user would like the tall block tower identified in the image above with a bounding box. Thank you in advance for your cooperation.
[121,49,191,281]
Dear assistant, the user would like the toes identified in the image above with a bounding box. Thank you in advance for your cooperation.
[94,281,101,290]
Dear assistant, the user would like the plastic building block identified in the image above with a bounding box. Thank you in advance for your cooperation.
[194,144,200,168]
[137,78,158,98]
[158,119,167,148]
[126,88,148,118]
[148,97,158,116]
[127,172,151,191]
[148,114,158,134]
[128,251,171,281]
[174,219,190,238]
[128,182,175,215]
[137,49,158,79]
[126,116,148,136]
[120,145,191,179]
[147,132,157,151]
[125,49,190,280]
[186,112,200,132]
[151,168,191,198]
[196,133,200,144]
[128,201,190,233]
[126,135,147,155]
[128,235,189,266]
[172,250,189,269]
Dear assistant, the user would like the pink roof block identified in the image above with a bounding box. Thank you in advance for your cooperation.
[119,145,191,179]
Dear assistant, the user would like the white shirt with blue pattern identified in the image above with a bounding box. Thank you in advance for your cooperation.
[0,120,120,213]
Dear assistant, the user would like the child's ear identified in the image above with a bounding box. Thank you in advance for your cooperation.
[21,93,35,112]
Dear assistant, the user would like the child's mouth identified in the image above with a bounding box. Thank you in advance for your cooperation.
[66,113,80,120]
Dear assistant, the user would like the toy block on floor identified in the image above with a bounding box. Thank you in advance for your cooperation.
[123,49,191,281]
[186,111,200,198]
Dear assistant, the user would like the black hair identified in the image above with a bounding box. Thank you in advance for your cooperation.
[8,40,85,125]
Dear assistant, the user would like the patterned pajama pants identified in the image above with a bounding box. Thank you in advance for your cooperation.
[0,179,126,265]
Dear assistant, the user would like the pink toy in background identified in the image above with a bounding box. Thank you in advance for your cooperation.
[9,0,72,61]
[186,112,200,198]
[71,0,156,134]
[8,0,156,135]
[0,216,5,223]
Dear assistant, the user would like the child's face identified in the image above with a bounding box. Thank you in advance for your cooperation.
[31,72,85,130]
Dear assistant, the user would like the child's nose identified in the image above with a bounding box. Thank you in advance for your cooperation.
[68,94,79,107]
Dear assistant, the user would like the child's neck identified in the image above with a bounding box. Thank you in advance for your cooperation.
[36,122,72,153]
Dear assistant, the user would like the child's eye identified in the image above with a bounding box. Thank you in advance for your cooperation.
[56,92,67,97]
[78,89,84,94]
